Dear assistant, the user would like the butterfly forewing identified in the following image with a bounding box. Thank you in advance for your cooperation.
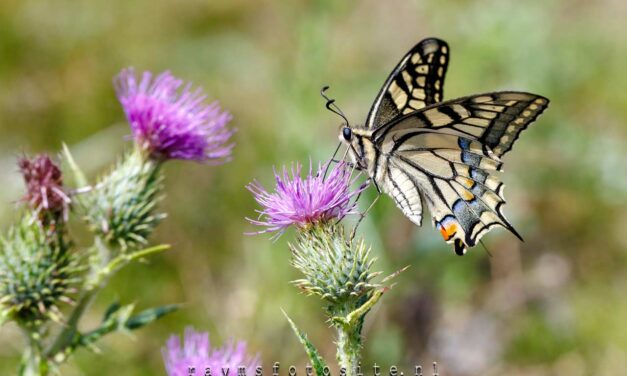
[374,92,549,157]
[365,38,449,129]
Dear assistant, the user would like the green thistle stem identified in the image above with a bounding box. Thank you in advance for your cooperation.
[46,243,170,360]
[20,329,48,376]
[335,319,361,376]
[331,290,385,376]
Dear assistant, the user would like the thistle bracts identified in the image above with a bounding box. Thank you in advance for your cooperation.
[82,149,165,252]
[0,217,82,328]
[291,225,379,305]
[291,225,401,376]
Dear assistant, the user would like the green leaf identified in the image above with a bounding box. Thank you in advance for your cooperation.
[282,309,327,376]
[344,288,386,327]
[125,304,178,330]
[102,301,121,322]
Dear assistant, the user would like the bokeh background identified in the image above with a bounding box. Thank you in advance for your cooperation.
[1,0,626,375]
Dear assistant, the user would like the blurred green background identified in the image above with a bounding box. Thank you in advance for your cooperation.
[1,0,626,375]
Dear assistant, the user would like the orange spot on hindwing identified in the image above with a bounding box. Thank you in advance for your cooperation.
[437,217,458,241]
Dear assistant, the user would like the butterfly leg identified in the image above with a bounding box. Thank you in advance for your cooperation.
[350,189,382,241]
[330,159,364,171]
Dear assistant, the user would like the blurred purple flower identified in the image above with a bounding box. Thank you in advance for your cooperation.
[247,161,362,235]
[162,327,259,376]
[18,154,70,217]
[114,68,234,163]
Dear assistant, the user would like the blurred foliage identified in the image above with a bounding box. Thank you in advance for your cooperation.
[1,0,626,375]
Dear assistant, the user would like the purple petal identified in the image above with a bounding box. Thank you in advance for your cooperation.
[114,68,235,163]
[247,161,364,235]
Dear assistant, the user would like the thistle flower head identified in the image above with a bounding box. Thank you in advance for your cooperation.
[247,161,362,236]
[114,68,234,163]
[162,327,259,376]
[291,226,380,304]
[18,154,70,220]
[0,217,81,327]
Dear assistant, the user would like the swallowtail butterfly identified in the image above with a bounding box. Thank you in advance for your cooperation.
[337,38,549,255]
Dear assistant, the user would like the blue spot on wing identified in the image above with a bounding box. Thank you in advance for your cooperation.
[458,138,471,150]
[461,151,481,167]
[470,168,487,184]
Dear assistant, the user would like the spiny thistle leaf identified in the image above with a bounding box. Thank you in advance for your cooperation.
[82,150,166,252]
[51,303,178,363]
[0,216,83,327]
[125,304,178,330]
[282,309,328,376]
[102,301,122,322]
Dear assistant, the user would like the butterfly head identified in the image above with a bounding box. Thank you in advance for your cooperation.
[338,124,359,161]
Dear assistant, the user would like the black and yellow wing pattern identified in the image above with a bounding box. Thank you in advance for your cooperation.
[372,92,549,254]
[365,38,449,130]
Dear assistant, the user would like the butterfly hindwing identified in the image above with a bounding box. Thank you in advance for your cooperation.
[378,129,516,250]
[375,130,517,253]
[365,38,449,130]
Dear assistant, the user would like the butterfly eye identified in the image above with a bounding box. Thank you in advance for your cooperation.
[342,127,352,141]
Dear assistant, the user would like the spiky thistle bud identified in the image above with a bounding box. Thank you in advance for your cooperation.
[18,154,70,224]
[0,217,82,327]
[291,225,381,305]
[83,150,165,252]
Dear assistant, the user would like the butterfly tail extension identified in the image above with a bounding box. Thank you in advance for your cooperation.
[454,239,467,256]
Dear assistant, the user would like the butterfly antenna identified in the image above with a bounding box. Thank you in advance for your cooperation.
[479,239,493,258]
[320,85,349,126]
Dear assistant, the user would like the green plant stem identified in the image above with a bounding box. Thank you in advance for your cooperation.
[331,290,387,376]
[20,329,48,376]
[46,243,170,360]
[335,321,361,376]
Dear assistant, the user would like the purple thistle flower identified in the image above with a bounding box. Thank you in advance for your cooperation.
[162,327,259,376]
[18,154,70,218]
[114,68,234,163]
[247,161,363,236]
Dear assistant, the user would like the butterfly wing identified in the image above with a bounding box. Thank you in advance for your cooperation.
[372,92,549,254]
[365,38,449,130]
[374,91,549,157]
